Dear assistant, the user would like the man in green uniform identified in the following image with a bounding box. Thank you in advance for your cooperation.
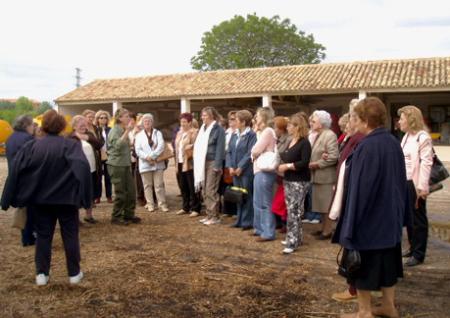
[107,108,141,225]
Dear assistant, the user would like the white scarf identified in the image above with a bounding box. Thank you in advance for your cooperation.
[329,159,346,220]
[194,121,216,192]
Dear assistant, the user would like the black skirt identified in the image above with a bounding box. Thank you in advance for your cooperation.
[347,243,403,291]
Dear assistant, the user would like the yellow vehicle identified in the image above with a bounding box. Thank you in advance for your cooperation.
[0,119,14,155]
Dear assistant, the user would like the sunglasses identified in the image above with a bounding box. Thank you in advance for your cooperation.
[99,117,108,119]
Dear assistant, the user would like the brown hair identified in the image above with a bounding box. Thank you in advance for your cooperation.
[354,97,387,129]
[114,108,129,125]
[289,113,309,140]
[227,110,237,119]
[273,116,288,132]
[236,110,253,127]
[82,109,95,117]
[201,106,220,121]
[397,105,426,133]
[41,109,67,135]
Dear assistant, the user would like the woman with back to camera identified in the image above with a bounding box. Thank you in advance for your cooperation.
[1,109,92,286]
[4,115,36,246]
[333,97,406,318]
[398,105,433,267]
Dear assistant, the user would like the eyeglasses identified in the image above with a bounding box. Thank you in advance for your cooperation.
[99,117,108,119]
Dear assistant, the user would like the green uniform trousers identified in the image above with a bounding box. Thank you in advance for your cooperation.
[107,165,136,220]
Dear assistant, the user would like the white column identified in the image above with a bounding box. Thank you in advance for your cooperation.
[358,91,367,100]
[181,98,191,113]
[54,103,59,113]
[262,95,272,108]
[112,101,122,116]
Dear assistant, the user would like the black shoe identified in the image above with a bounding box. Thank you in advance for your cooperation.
[311,230,322,237]
[125,216,142,224]
[402,250,412,258]
[230,224,240,228]
[111,218,129,226]
[242,226,253,231]
[84,217,98,224]
[405,256,423,267]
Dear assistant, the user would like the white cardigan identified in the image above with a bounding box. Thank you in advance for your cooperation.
[135,129,166,173]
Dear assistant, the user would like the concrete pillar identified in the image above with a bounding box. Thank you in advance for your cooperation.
[181,98,191,113]
[112,101,122,116]
[262,95,272,108]
[358,91,367,100]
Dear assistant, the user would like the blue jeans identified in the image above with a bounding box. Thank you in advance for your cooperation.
[253,171,277,240]
[233,174,254,228]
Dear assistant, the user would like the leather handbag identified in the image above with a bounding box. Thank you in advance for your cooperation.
[11,207,27,230]
[223,186,248,204]
[429,152,449,186]
[337,247,361,278]
[156,142,174,162]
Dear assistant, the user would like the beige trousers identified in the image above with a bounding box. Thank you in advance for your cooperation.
[140,170,167,209]
[202,160,222,218]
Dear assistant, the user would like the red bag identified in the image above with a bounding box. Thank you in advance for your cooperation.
[272,182,287,221]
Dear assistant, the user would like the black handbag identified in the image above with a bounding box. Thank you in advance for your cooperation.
[337,247,361,278]
[429,151,449,186]
[223,186,248,204]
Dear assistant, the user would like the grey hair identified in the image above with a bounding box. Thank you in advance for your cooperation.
[312,110,332,129]
[13,115,34,132]
[141,113,154,123]
[71,115,86,128]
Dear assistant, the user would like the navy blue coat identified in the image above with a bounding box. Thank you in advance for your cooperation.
[225,130,257,176]
[5,131,33,172]
[333,128,407,251]
[1,135,93,210]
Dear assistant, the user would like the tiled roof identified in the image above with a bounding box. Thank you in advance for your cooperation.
[56,56,450,103]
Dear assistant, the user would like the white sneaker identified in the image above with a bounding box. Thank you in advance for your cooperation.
[310,219,320,224]
[283,248,294,254]
[36,274,49,286]
[176,209,187,215]
[161,206,170,212]
[69,271,84,284]
[146,205,155,212]
[281,240,287,246]
[302,219,311,224]
[189,211,200,217]
[199,217,209,223]
[204,218,221,225]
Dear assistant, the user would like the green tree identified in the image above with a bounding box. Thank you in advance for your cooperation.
[36,101,53,114]
[191,14,326,71]
[15,96,33,112]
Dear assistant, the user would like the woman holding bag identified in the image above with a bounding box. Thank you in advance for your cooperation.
[251,107,278,242]
[226,110,257,230]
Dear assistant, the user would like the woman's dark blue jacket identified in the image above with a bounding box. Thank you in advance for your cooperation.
[332,128,407,251]
[1,134,93,210]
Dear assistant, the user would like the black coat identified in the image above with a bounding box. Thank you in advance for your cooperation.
[1,134,93,210]
[332,128,407,251]
[5,131,33,172]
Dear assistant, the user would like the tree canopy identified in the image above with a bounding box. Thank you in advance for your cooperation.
[191,14,326,71]
[0,97,53,124]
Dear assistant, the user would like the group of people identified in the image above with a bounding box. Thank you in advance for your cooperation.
[1,97,436,318]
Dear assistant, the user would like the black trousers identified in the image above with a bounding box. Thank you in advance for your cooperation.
[21,206,36,246]
[34,205,81,276]
[406,181,428,262]
[178,164,201,212]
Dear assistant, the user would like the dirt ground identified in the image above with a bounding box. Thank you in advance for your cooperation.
[0,157,449,318]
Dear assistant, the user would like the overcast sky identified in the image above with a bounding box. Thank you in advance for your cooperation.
[1,0,450,102]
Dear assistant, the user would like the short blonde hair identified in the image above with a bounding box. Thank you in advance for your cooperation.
[338,113,350,131]
[71,115,86,129]
[82,109,95,117]
[114,108,129,125]
[397,105,426,133]
[289,113,309,140]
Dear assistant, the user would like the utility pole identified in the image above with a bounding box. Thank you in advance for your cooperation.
[75,68,82,88]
